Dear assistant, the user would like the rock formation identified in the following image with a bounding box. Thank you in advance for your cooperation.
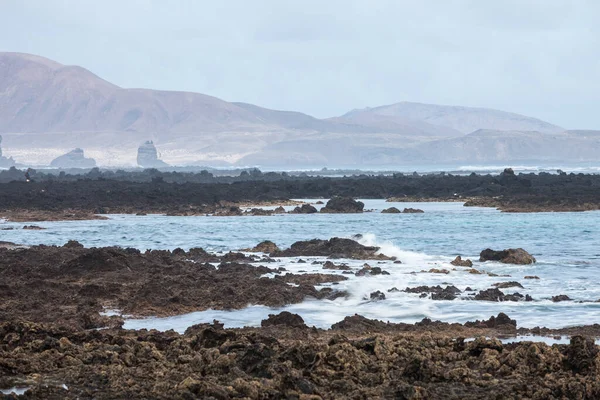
[137,141,168,168]
[320,197,364,213]
[480,248,536,264]
[49,148,96,168]
[0,135,16,168]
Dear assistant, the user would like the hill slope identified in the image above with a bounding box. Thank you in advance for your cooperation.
[337,102,563,135]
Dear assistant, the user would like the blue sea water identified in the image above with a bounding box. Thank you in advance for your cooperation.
[2,199,600,331]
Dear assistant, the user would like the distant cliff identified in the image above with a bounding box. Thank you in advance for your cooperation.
[137,141,168,168]
[50,148,96,168]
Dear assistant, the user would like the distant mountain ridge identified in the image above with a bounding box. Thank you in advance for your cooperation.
[337,102,563,134]
[0,51,591,168]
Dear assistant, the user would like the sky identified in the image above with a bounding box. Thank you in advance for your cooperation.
[1,0,599,128]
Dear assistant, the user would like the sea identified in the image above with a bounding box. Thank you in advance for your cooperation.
[2,199,600,333]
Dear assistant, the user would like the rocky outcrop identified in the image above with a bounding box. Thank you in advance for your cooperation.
[261,311,307,328]
[271,237,392,260]
[381,207,401,213]
[49,148,96,168]
[450,255,473,267]
[402,208,424,213]
[290,204,318,214]
[480,248,536,264]
[320,196,364,213]
[242,240,280,253]
[137,141,168,168]
[0,135,16,168]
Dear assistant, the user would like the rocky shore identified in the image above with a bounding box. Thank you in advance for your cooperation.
[2,314,600,399]
[2,239,600,398]
[1,168,600,219]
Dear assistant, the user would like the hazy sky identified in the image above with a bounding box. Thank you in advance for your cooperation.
[1,0,599,128]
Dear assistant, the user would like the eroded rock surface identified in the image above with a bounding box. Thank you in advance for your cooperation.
[480,248,536,264]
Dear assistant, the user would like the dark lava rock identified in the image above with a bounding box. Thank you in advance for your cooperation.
[214,206,243,216]
[565,335,599,374]
[479,248,536,264]
[450,255,473,267]
[402,208,424,213]
[465,313,517,329]
[492,281,524,289]
[368,291,386,301]
[322,261,351,270]
[524,275,540,279]
[22,225,45,230]
[356,265,390,276]
[320,196,364,213]
[246,208,273,216]
[290,204,318,214]
[381,207,401,214]
[273,206,286,214]
[474,288,527,302]
[261,311,307,328]
[552,294,572,302]
[405,285,461,301]
[387,287,400,293]
[272,237,391,260]
[243,240,280,253]
[63,240,84,249]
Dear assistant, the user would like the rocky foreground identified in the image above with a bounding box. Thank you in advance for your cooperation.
[2,314,600,399]
[1,240,600,398]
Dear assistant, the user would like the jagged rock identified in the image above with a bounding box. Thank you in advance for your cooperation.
[261,312,306,328]
[465,313,517,329]
[271,237,392,260]
[402,208,424,213]
[273,206,286,214]
[552,294,572,302]
[367,291,386,301]
[320,197,364,213]
[356,265,390,276]
[22,225,45,230]
[322,261,351,270]
[492,281,524,289]
[474,288,526,302]
[50,148,96,168]
[137,140,168,168]
[381,207,401,214]
[479,248,536,264]
[242,240,280,253]
[0,135,16,168]
[290,204,318,214]
[450,256,473,267]
[565,336,599,374]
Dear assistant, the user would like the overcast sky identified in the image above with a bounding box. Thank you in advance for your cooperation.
[1,0,599,128]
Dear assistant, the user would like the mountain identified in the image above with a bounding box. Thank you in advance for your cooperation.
[336,102,564,135]
[0,52,590,168]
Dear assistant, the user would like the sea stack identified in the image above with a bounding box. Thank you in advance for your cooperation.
[50,148,97,168]
[137,141,168,168]
[0,135,16,168]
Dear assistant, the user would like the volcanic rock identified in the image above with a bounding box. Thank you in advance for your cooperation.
[271,237,391,260]
[320,196,364,213]
[368,291,386,301]
[290,204,318,214]
[261,312,307,328]
[402,208,424,213]
[479,248,536,264]
[492,281,524,289]
[450,255,473,267]
[242,240,280,253]
[50,148,96,168]
[381,207,401,214]
[322,261,351,270]
[137,140,168,168]
[552,294,572,302]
